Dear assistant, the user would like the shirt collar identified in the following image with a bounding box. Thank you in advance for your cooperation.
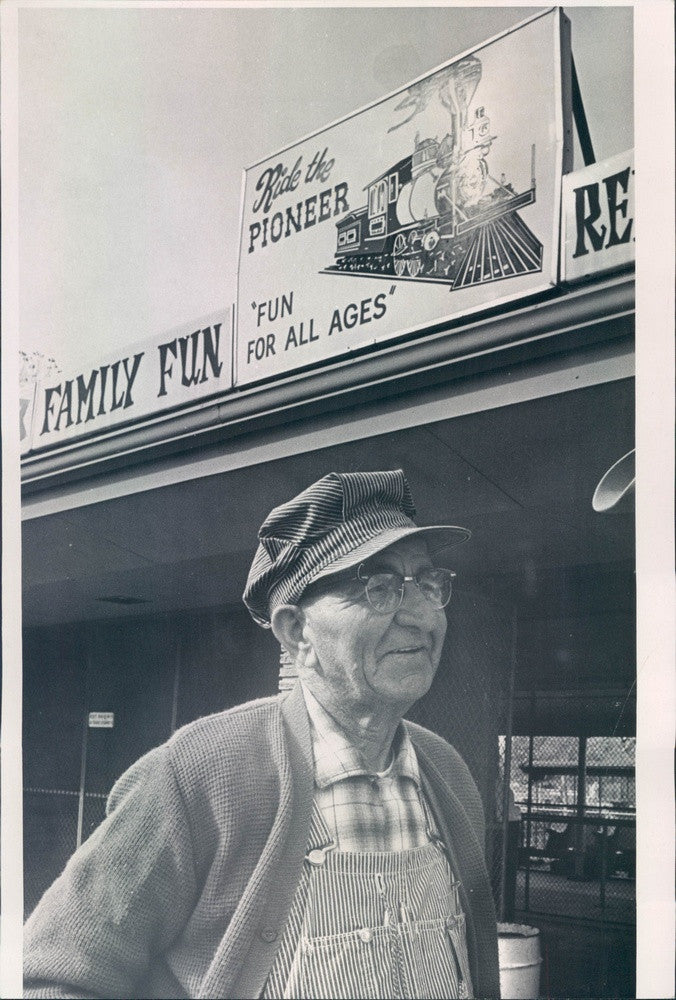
[301,682,421,790]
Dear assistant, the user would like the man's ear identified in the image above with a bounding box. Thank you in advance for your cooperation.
[270,604,306,659]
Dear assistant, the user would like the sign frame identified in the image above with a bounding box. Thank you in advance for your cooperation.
[235,7,572,388]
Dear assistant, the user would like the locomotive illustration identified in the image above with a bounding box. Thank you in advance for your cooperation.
[326,57,543,288]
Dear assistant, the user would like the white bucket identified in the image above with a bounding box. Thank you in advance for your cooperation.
[497,922,543,999]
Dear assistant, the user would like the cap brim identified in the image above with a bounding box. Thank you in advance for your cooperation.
[310,524,471,583]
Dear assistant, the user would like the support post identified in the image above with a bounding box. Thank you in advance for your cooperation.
[573,735,588,878]
[170,630,182,735]
[76,637,92,850]
[524,724,535,912]
[572,56,596,166]
[599,822,608,911]
[499,609,518,921]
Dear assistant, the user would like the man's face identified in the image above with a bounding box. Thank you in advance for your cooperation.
[298,537,448,716]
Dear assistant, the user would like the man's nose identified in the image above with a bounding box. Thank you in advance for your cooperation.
[395,577,436,621]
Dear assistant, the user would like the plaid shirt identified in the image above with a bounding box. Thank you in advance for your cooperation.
[303,684,434,851]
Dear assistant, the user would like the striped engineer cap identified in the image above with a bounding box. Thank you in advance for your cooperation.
[243,469,471,627]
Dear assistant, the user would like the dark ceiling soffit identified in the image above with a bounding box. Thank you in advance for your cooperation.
[22,275,634,496]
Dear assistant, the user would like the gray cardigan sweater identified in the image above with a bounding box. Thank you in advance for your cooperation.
[24,683,500,999]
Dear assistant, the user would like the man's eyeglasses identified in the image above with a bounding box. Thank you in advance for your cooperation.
[356,564,456,614]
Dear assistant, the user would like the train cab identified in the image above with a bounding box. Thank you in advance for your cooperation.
[365,155,412,244]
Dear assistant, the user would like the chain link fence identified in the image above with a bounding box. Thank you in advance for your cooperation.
[499,734,635,926]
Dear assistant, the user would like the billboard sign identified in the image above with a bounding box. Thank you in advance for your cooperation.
[235,8,571,386]
[561,149,635,283]
[22,309,231,455]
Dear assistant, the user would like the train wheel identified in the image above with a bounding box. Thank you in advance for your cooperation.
[393,234,407,277]
[407,256,423,278]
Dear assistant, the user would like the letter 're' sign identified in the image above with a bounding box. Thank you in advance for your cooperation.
[562,150,635,283]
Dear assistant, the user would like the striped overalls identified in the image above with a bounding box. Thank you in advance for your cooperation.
[265,802,473,999]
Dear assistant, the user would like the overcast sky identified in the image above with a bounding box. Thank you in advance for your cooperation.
[15,3,635,370]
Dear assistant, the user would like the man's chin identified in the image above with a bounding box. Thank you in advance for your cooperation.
[378,668,435,706]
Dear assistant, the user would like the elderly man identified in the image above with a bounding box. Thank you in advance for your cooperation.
[24,469,500,999]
